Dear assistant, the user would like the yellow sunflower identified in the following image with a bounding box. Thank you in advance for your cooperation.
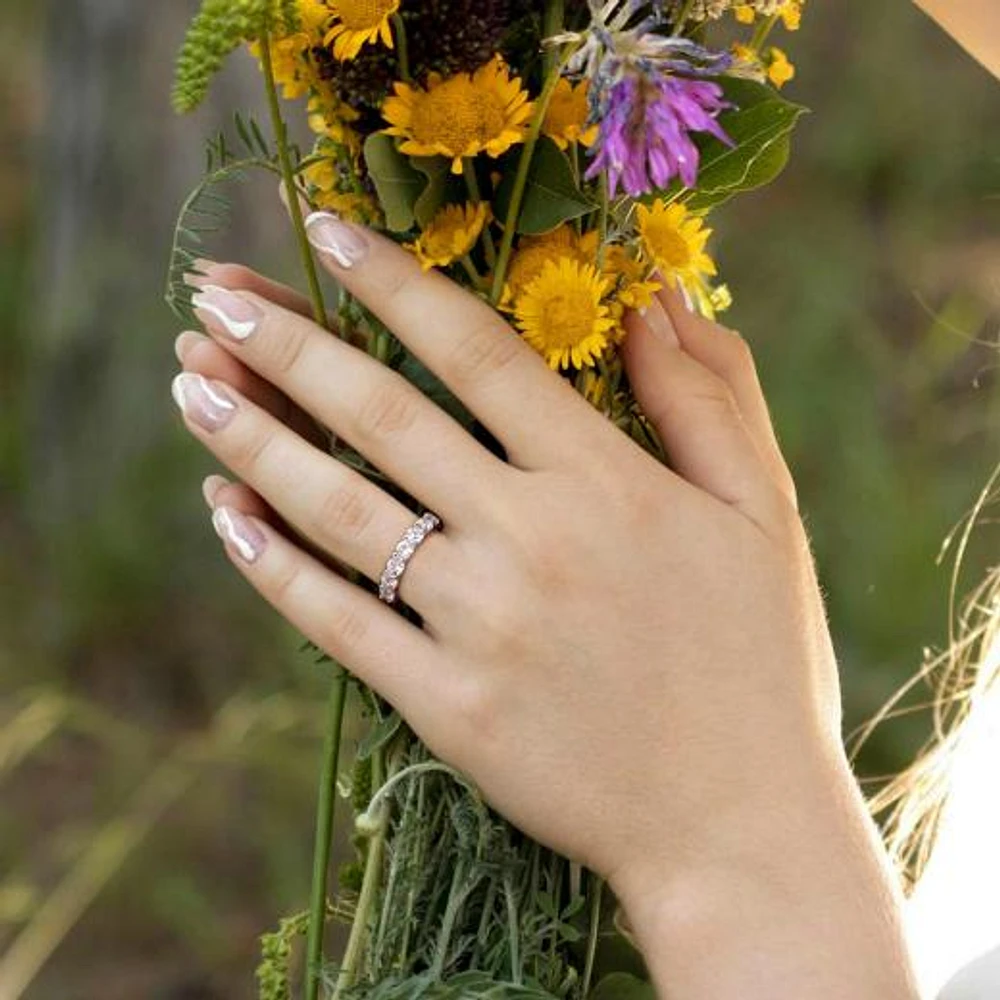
[298,0,334,37]
[406,202,490,271]
[324,0,400,61]
[382,56,534,174]
[542,79,599,150]
[514,258,617,371]
[502,225,598,306]
[637,200,717,290]
[308,91,363,153]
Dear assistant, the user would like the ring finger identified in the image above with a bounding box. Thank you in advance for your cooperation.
[171,372,454,615]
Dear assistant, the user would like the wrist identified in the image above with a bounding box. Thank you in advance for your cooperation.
[609,753,920,999]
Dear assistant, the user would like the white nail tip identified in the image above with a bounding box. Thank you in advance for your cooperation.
[304,212,355,269]
[192,289,257,340]
[171,374,236,415]
[212,508,259,563]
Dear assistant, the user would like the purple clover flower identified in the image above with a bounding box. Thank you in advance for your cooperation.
[586,71,734,197]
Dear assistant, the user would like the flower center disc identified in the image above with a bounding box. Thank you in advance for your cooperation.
[412,83,506,151]
[537,287,601,350]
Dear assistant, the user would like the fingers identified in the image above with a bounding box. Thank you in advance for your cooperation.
[187,260,316,319]
[189,283,507,526]
[302,212,603,469]
[209,502,448,727]
[203,473,273,522]
[176,331,328,450]
[657,285,798,506]
[171,373,455,615]
[622,304,788,529]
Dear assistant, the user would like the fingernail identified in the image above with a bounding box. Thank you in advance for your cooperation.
[174,331,205,363]
[305,211,369,269]
[212,506,266,564]
[192,285,262,342]
[202,474,231,508]
[639,298,680,348]
[171,373,238,432]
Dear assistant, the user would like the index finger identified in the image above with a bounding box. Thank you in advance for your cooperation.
[304,212,603,470]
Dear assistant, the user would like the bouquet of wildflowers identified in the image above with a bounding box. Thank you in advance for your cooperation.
[168,1,806,996]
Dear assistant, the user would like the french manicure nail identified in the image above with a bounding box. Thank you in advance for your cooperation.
[212,506,267,564]
[174,331,204,363]
[305,211,369,269]
[171,373,238,432]
[640,298,680,348]
[192,285,263,341]
[202,474,231,508]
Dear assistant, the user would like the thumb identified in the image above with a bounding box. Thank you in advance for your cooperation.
[623,299,782,525]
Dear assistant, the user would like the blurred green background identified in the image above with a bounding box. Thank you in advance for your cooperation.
[1,1,998,997]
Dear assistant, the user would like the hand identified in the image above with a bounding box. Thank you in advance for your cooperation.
[173,214,917,998]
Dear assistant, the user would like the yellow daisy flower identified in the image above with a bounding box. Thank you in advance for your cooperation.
[503,226,598,306]
[382,56,534,174]
[303,159,381,224]
[603,245,662,312]
[733,4,756,23]
[308,91,363,152]
[406,202,491,271]
[324,0,400,61]
[514,258,617,371]
[543,79,599,151]
[299,0,334,38]
[636,200,717,294]
[767,47,796,88]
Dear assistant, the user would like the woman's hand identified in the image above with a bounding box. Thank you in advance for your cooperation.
[173,214,918,998]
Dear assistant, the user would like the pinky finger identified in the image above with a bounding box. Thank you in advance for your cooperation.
[211,505,443,722]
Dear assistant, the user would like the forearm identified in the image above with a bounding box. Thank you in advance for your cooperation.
[914,0,1000,79]
[613,752,920,999]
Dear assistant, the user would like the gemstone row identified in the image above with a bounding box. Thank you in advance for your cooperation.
[379,513,442,604]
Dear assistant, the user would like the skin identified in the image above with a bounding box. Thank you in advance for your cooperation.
[914,0,1000,79]
[172,216,919,997]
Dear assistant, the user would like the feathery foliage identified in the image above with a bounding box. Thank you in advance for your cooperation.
[172,0,301,112]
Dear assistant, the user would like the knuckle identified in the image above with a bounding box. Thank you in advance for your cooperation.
[317,483,376,544]
[356,378,420,441]
[231,421,277,475]
[446,317,524,386]
[269,556,304,607]
[267,319,311,375]
[325,600,371,652]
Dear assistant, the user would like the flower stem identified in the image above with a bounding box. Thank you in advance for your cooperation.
[489,56,570,305]
[304,672,349,1000]
[333,747,389,998]
[750,13,781,53]
[463,159,497,270]
[581,875,604,997]
[391,13,412,82]
[672,0,697,34]
[259,32,328,331]
[542,0,565,76]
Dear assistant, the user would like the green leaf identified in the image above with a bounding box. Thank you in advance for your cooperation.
[356,710,403,761]
[363,134,425,232]
[495,136,596,236]
[590,973,656,1000]
[675,79,808,211]
[412,156,460,227]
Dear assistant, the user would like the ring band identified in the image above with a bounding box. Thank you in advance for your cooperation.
[379,512,442,606]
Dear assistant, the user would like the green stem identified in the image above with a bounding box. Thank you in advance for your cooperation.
[581,876,604,997]
[460,255,488,292]
[672,0,697,34]
[260,32,328,331]
[304,674,349,1000]
[542,0,565,76]
[391,13,412,82]
[489,51,572,305]
[596,173,610,269]
[750,13,781,53]
[463,159,497,270]
[334,747,389,998]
